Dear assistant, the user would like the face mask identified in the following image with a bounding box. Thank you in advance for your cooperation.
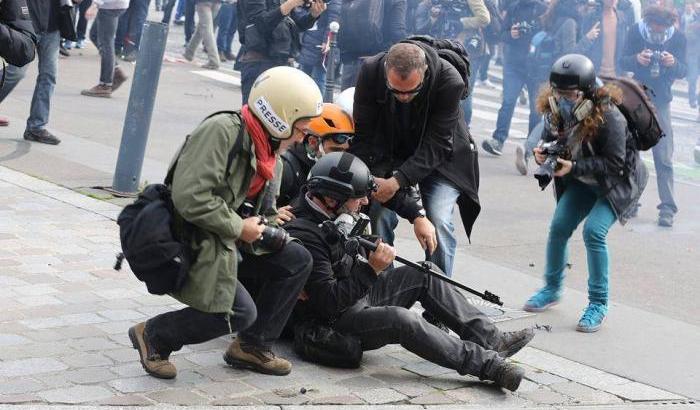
[642,21,674,45]
[557,97,578,128]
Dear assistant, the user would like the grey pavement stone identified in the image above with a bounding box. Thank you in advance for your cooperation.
[335,375,386,390]
[97,309,146,321]
[0,333,30,346]
[0,378,45,394]
[255,391,311,405]
[13,284,59,296]
[518,387,573,405]
[0,358,68,377]
[61,352,114,368]
[185,351,227,368]
[55,324,107,339]
[243,374,310,391]
[549,381,625,405]
[107,331,133,347]
[54,291,103,305]
[353,387,408,404]
[209,396,267,405]
[603,381,686,401]
[0,275,30,286]
[104,347,140,363]
[98,298,142,310]
[109,376,173,393]
[0,393,42,404]
[112,362,148,378]
[525,370,570,386]
[69,336,121,351]
[445,384,529,406]
[38,385,114,404]
[19,313,107,330]
[409,391,457,405]
[194,365,249,382]
[146,388,210,405]
[403,361,454,377]
[424,374,470,391]
[95,320,138,334]
[63,367,116,384]
[195,380,253,398]
[311,395,366,405]
[16,295,63,307]
[95,394,155,406]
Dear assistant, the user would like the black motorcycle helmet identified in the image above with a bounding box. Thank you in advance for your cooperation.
[549,54,597,97]
[307,152,376,204]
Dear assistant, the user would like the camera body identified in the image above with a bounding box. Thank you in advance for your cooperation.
[320,213,372,257]
[514,20,538,36]
[303,0,331,8]
[650,50,663,78]
[238,201,289,253]
[429,0,472,39]
[534,140,571,190]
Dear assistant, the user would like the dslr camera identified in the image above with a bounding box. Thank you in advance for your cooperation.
[534,139,571,190]
[650,50,663,78]
[513,21,538,36]
[238,201,289,252]
[303,0,331,8]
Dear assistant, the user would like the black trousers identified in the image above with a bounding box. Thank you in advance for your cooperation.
[145,241,311,354]
[333,266,503,378]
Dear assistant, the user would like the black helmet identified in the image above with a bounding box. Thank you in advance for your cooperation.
[549,54,596,96]
[307,152,376,202]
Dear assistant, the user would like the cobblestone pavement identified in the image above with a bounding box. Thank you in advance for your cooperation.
[0,165,696,408]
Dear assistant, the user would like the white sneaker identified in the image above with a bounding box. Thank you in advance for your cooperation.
[515,146,528,175]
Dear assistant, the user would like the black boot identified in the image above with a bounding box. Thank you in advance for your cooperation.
[493,328,535,358]
[484,360,525,391]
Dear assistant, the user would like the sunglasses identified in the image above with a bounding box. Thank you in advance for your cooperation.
[386,81,423,97]
[324,133,354,144]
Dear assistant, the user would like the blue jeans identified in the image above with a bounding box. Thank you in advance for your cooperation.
[25,31,61,131]
[175,0,185,19]
[492,57,542,143]
[90,8,126,85]
[115,0,151,53]
[300,62,326,94]
[461,61,479,127]
[651,102,677,216]
[0,63,29,104]
[371,173,461,277]
[216,3,237,55]
[544,181,617,305]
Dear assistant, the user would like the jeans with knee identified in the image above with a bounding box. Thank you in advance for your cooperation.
[237,241,312,348]
[216,3,237,56]
[240,59,283,104]
[26,31,60,131]
[91,8,126,85]
[186,1,221,66]
[146,283,257,356]
[76,0,93,41]
[492,57,542,143]
[115,0,151,53]
[651,102,677,216]
[544,180,617,305]
[334,266,502,378]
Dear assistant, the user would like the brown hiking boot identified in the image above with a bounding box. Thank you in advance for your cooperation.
[81,84,112,98]
[112,67,129,92]
[494,328,535,358]
[128,322,177,379]
[223,338,292,376]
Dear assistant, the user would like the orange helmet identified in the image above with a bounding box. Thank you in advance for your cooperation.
[306,103,354,142]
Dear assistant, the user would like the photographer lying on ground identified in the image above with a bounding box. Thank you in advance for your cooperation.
[523,54,648,333]
[284,152,535,392]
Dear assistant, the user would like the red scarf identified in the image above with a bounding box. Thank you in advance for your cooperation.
[241,105,276,199]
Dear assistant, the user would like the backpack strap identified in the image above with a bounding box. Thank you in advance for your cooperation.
[165,111,247,186]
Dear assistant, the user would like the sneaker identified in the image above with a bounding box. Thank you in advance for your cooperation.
[112,67,129,92]
[182,52,194,62]
[64,41,74,50]
[75,39,86,49]
[59,45,71,57]
[23,128,61,145]
[523,287,560,312]
[658,213,674,227]
[481,138,503,156]
[494,328,535,358]
[515,145,528,175]
[225,52,236,61]
[481,79,497,89]
[576,303,608,333]
[128,322,177,379]
[174,17,185,25]
[121,50,137,62]
[201,61,219,70]
[224,338,292,376]
[484,360,525,391]
[81,84,113,98]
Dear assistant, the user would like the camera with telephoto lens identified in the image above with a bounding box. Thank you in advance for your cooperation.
[303,0,331,8]
[650,50,663,78]
[430,0,471,38]
[320,213,373,257]
[534,140,571,190]
[514,21,538,36]
[238,201,289,252]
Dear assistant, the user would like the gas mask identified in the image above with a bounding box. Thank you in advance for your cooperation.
[642,22,674,45]
[548,93,594,131]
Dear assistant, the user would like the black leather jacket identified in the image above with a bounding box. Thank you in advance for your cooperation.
[0,0,36,67]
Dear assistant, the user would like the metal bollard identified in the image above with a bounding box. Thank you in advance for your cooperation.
[112,21,169,194]
[323,21,340,103]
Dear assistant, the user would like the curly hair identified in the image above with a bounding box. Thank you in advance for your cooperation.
[536,83,624,142]
[643,5,677,27]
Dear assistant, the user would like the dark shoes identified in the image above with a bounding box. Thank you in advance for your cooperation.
[81,84,113,98]
[112,67,129,92]
[224,338,292,376]
[485,360,526,391]
[658,213,674,227]
[494,328,535,358]
[0,115,9,127]
[482,138,504,156]
[23,128,61,145]
[128,322,177,379]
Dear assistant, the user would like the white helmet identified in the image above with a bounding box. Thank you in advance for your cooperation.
[335,87,355,118]
[248,66,324,140]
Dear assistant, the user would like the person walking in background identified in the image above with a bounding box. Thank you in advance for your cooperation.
[297,0,341,91]
[216,0,237,62]
[681,0,699,109]
[184,0,222,69]
[115,0,151,62]
[81,0,130,98]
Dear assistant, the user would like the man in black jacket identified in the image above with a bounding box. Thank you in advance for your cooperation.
[0,0,36,68]
[285,152,534,392]
[0,0,62,144]
[620,5,686,227]
[237,0,325,104]
[350,40,478,277]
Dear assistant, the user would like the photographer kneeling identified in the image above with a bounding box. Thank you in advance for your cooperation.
[523,54,648,332]
[128,67,323,379]
[285,152,535,392]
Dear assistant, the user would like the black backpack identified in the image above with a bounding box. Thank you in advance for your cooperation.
[338,0,385,55]
[115,111,246,295]
[401,35,471,99]
[600,76,665,151]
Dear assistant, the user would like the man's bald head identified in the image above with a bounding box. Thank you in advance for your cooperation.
[385,43,427,80]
